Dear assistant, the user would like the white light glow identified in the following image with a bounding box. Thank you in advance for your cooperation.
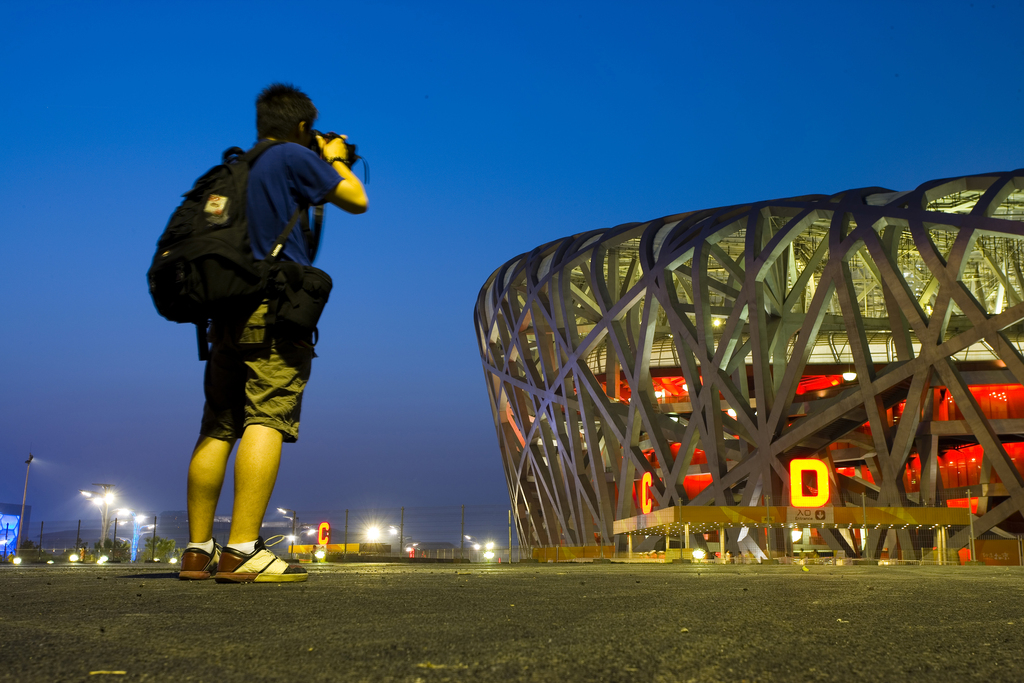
[843,371,857,381]
[791,530,803,542]
[691,549,706,560]
[366,527,380,541]
[169,557,178,564]
[98,556,108,564]
[12,557,22,565]
[484,551,495,559]
[485,542,495,550]
[473,544,481,550]
[105,493,114,504]
[314,550,326,560]
[389,527,398,536]
[69,554,80,562]
[727,409,737,418]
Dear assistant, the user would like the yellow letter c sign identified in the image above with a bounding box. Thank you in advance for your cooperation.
[640,472,654,514]
[318,521,331,545]
[790,459,830,507]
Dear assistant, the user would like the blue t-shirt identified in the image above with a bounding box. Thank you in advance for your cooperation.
[247,142,342,265]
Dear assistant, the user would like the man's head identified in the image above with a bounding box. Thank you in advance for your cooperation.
[256,83,318,144]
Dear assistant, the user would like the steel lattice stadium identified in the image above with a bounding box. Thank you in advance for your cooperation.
[475,169,1024,563]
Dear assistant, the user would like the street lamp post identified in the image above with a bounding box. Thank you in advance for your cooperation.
[14,453,33,559]
[387,526,399,548]
[80,484,117,547]
[278,508,297,558]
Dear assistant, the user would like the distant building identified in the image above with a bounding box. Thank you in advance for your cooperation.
[0,502,31,558]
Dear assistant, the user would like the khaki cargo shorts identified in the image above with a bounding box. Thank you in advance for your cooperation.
[200,302,314,443]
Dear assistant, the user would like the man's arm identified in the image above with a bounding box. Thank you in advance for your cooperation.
[319,135,368,214]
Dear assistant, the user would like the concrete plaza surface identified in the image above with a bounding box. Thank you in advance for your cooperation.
[1,563,1022,682]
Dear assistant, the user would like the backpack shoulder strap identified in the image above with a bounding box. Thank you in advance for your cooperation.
[240,139,283,166]
[264,208,305,263]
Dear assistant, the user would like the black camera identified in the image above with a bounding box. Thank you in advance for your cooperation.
[311,129,358,167]
[311,129,368,184]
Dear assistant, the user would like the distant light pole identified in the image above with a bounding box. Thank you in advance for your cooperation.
[80,483,117,547]
[278,508,297,558]
[14,453,33,559]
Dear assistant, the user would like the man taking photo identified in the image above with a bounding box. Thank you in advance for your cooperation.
[177,83,367,583]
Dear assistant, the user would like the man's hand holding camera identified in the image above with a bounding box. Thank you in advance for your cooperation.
[317,133,351,164]
[315,132,368,214]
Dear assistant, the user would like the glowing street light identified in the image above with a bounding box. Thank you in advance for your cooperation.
[366,526,381,542]
[80,484,117,547]
[116,508,142,562]
[277,508,298,558]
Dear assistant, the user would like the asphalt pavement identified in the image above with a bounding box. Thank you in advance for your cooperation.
[1,562,1022,682]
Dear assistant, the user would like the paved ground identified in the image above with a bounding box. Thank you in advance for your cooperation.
[1,562,1022,682]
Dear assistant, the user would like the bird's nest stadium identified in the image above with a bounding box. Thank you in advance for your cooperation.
[474,169,1024,564]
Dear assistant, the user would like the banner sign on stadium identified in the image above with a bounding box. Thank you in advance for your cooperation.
[787,507,834,524]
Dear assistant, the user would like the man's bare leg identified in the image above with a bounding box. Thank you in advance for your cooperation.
[186,436,235,543]
[227,424,283,545]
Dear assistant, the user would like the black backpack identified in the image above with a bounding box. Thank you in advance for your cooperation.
[148,140,317,359]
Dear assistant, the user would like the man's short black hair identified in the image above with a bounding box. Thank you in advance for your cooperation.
[256,83,318,139]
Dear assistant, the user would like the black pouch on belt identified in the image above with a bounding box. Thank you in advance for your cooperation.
[266,262,333,340]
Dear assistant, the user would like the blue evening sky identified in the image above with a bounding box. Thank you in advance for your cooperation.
[2,1,1022,522]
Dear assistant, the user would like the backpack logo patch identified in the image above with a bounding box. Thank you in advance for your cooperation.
[204,194,230,225]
